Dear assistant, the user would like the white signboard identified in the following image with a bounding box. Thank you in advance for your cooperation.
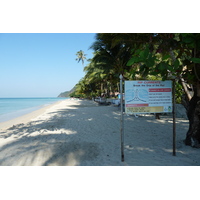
[125,80,172,114]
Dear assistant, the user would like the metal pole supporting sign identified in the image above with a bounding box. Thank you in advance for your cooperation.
[172,79,176,156]
[119,74,124,162]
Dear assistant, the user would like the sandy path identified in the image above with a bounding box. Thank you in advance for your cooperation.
[0,99,199,166]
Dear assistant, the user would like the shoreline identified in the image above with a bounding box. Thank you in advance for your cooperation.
[0,99,66,130]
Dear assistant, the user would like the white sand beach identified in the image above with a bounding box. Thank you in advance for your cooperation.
[0,99,199,166]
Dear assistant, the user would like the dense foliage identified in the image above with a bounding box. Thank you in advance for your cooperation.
[73,34,200,101]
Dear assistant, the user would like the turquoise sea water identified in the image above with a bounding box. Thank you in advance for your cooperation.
[0,97,67,123]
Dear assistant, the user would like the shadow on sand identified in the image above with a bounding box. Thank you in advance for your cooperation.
[0,100,113,166]
[0,100,194,166]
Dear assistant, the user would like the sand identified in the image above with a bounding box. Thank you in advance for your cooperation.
[0,98,199,166]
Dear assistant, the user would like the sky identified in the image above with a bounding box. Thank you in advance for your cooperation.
[0,1,197,98]
[0,33,96,97]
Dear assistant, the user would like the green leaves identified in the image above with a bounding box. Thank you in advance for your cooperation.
[174,59,180,68]
[162,54,170,61]
[180,33,197,48]
[127,45,156,68]
[157,62,168,71]
[182,35,195,44]
[127,56,141,66]
[127,49,148,66]
[146,55,156,67]
[139,47,149,59]
[190,57,200,64]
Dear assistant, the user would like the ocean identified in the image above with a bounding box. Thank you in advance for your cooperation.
[0,97,67,123]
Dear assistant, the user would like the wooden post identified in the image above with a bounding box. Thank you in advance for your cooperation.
[119,74,124,162]
[172,79,176,156]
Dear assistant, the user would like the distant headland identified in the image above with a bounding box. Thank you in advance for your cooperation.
[58,87,75,97]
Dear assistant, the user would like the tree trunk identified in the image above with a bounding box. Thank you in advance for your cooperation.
[184,45,200,147]
[185,81,200,147]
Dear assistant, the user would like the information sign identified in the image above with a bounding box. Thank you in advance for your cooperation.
[125,80,172,114]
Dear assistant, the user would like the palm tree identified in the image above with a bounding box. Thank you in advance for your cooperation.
[89,34,133,96]
[76,50,87,67]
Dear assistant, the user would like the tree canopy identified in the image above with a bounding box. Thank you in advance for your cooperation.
[73,33,200,100]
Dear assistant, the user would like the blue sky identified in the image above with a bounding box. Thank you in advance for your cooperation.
[0,33,96,97]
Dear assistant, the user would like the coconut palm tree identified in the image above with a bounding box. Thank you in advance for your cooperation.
[76,50,87,67]
[90,34,133,76]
